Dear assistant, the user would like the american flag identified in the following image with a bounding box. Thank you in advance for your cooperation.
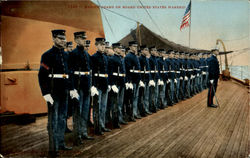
[180,1,191,31]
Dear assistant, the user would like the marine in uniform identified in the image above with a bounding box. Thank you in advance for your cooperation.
[107,43,127,128]
[148,46,160,111]
[91,38,111,135]
[124,41,142,120]
[69,31,94,146]
[157,49,168,108]
[168,50,178,104]
[173,51,181,102]
[38,29,73,157]
[207,49,220,108]
[179,52,186,100]
[65,41,73,134]
[138,45,153,116]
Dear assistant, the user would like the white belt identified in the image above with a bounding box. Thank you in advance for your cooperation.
[130,70,141,73]
[188,69,193,71]
[170,71,175,73]
[48,74,69,79]
[141,71,150,74]
[74,71,90,75]
[113,73,126,77]
[160,71,168,73]
[150,70,158,73]
[94,73,108,77]
[176,71,180,73]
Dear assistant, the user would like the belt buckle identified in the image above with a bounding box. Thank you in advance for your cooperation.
[105,74,108,77]
[84,72,88,75]
[63,74,67,79]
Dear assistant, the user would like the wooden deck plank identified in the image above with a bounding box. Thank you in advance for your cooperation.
[203,91,246,158]
[162,82,233,157]
[81,95,203,158]
[184,89,236,158]
[0,81,249,158]
[194,85,244,158]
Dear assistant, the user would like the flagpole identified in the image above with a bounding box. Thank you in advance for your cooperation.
[189,0,192,48]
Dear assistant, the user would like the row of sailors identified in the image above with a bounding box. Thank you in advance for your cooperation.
[38,29,213,157]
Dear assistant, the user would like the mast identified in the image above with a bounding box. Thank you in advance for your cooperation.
[137,22,142,46]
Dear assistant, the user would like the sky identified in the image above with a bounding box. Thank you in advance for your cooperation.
[92,0,249,52]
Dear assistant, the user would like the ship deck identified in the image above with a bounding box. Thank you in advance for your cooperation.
[1,80,249,158]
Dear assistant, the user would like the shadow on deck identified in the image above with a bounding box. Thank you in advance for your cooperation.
[1,80,249,158]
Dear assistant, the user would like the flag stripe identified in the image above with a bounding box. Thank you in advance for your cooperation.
[180,1,191,31]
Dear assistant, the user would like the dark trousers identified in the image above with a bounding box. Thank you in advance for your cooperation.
[207,79,218,106]
[124,88,134,120]
[48,91,68,152]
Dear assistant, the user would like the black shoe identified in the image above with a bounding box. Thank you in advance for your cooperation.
[102,128,111,132]
[59,145,72,150]
[145,111,152,115]
[65,127,72,133]
[113,124,121,129]
[208,104,218,108]
[120,120,128,125]
[129,117,136,122]
[73,139,83,146]
[82,135,94,140]
[88,121,94,127]
[134,115,142,119]
[95,131,104,135]
[48,151,59,157]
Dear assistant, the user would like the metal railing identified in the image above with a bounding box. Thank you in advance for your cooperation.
[222,65,250,80]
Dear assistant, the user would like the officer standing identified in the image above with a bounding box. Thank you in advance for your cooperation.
[69,31,94,146]
[38,30,74,157]
[91,38,111,134]
[207,49,220,108]
[124,41,142,120]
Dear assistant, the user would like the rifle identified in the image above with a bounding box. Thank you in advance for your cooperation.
[112,66,119,127]
[93,69,101,134]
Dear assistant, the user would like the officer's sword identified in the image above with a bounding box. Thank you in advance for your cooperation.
[211,83,220,108]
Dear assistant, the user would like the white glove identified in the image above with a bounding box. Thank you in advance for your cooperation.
[125,82,133,90]
[197,74,200,77]
[185,76,188,81]
[43,94,54,105]
[129,83,134,90]
[174,79,177,83]
[167,79,171,84]
[157,79,161,85]
[111,85,119,93]
[180,77,183,80]
[108,85,111,92]
[70,89,80,100]
[210,80,214,84]
[139,80,145,87]
[202,71,206,75]
[149,80,156,87]
[91,86,99,96]
[159,80,164,85]
[125,83,130,90]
